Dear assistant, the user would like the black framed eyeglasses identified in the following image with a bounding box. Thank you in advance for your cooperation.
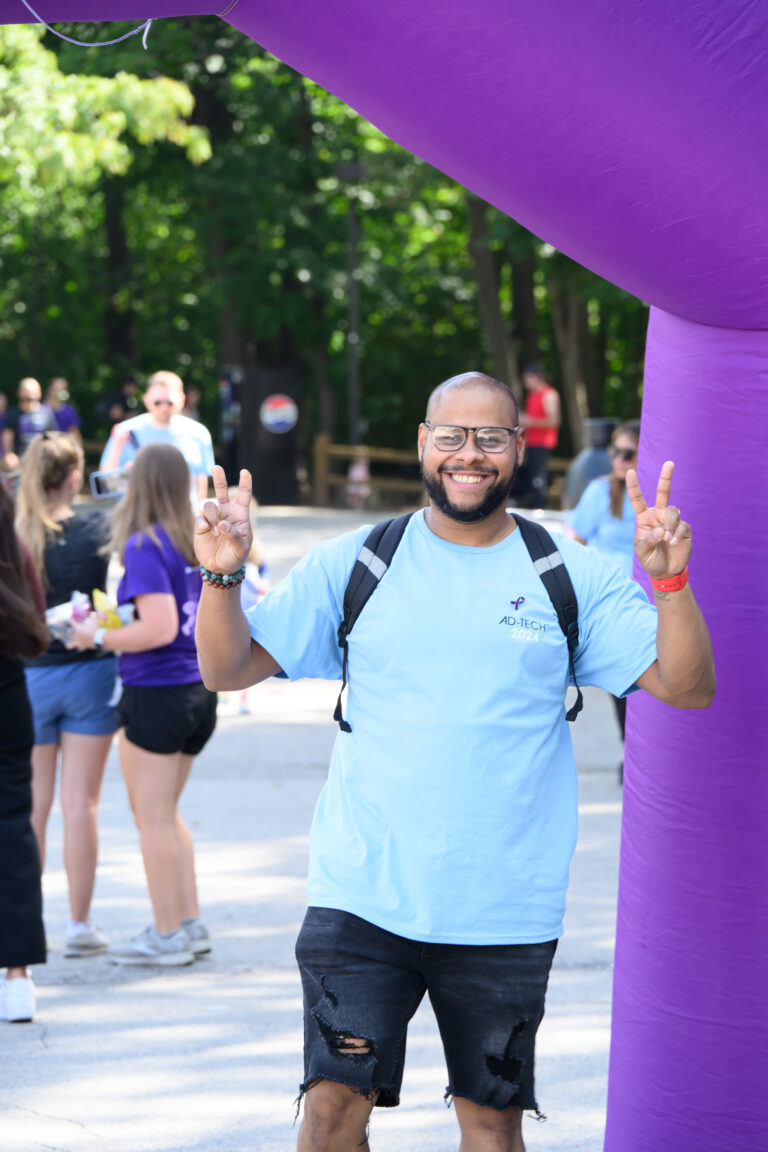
[424,422,521,453]
[610,446,637,462]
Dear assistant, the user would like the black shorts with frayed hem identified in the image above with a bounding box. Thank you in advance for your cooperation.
[117,681,217,756]
[295,907,557,1113]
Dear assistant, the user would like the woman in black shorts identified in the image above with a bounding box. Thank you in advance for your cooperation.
[69,444,216,967]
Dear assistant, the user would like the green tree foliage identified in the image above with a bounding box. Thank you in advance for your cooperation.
[0,17,647,465]
[0,24,209,404]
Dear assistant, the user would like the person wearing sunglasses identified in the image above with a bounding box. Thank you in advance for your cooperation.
[567,420,641,578]
[194,372,714,1152]
[99,372,214,511]
[567,419,641,771]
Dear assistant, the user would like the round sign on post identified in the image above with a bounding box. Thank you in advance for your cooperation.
[260,393,298,434]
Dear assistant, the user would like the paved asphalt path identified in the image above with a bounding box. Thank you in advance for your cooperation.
[2,506,625,1152]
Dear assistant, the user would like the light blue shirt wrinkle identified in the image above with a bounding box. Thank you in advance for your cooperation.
[246,511,658,945]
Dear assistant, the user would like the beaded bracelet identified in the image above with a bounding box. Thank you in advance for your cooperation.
[200,563,246,589]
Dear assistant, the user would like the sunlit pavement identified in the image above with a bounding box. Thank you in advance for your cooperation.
[2,506,624,1152]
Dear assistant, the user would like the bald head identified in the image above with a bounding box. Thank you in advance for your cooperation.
[18,377,42,403]
[425,372,518,425]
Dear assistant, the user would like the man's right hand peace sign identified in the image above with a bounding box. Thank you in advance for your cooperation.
[195,465,253,574]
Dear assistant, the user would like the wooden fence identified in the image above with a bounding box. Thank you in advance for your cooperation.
[313,433,423,507]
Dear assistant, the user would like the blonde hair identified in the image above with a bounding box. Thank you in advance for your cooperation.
[110,443,196,565]
[145,370,184,397]
[15,432,84,583]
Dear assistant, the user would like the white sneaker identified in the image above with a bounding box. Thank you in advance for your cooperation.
[1,974,36,1023]
[108,926,194,967]
[182,918,212,956]
[64,922,109,958]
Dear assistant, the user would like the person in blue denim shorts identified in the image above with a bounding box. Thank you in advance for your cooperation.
[194,372,715,1152]
[16,433,118,960]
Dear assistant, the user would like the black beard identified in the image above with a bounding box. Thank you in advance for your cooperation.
[421,461,516,523]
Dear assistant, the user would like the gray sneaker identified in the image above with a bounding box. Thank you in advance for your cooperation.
[182,918,212,956]
[108,926,194,967]
[64,922,109,958]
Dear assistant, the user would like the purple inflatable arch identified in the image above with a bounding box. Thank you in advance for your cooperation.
[3,4,766,1149]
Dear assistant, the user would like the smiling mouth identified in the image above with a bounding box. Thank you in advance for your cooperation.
[442,470,495,486]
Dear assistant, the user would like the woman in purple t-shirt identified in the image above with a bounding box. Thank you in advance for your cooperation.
[70,443,216,967]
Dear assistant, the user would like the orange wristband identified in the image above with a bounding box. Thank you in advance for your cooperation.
[649,565,689,593]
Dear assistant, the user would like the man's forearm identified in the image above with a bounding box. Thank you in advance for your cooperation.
[196,584,276,690]
[652,584,715,708]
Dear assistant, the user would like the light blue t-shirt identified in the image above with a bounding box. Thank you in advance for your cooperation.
[246,511,658,945]
[567,475,635,576]
[99,414,214,508]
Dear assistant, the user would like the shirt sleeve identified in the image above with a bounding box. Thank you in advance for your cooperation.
[564,539,658,697]
[567,478,606,541]
[245,528,368,680]
[120,534,173,601]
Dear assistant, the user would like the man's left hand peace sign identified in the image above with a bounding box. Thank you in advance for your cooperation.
[626,461,692,580]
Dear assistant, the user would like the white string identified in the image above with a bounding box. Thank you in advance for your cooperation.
[19,1,154,49]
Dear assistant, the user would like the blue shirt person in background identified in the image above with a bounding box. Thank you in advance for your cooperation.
[193,374,714,1152]
[567,419,641,578]
[100,371,214,511]
[568,420,641,768]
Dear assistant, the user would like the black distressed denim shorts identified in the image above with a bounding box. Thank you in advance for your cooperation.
[295,907,557,1113]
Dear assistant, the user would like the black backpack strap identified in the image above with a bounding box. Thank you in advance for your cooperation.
[513,515,583,722]
[334,512,414,732]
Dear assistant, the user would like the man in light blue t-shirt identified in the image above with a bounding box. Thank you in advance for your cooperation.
[100,370,214,510]
[193,372,715,1152]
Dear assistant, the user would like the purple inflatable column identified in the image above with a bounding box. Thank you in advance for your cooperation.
[605,308,768,1152]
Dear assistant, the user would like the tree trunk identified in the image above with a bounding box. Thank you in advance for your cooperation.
[466,194,522,404]
[103,177,135,373]
[548,278,590,453]
[311,344,335,440]
[510,247,540,370]
[580,302,602,416]
[594,309,608,406]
